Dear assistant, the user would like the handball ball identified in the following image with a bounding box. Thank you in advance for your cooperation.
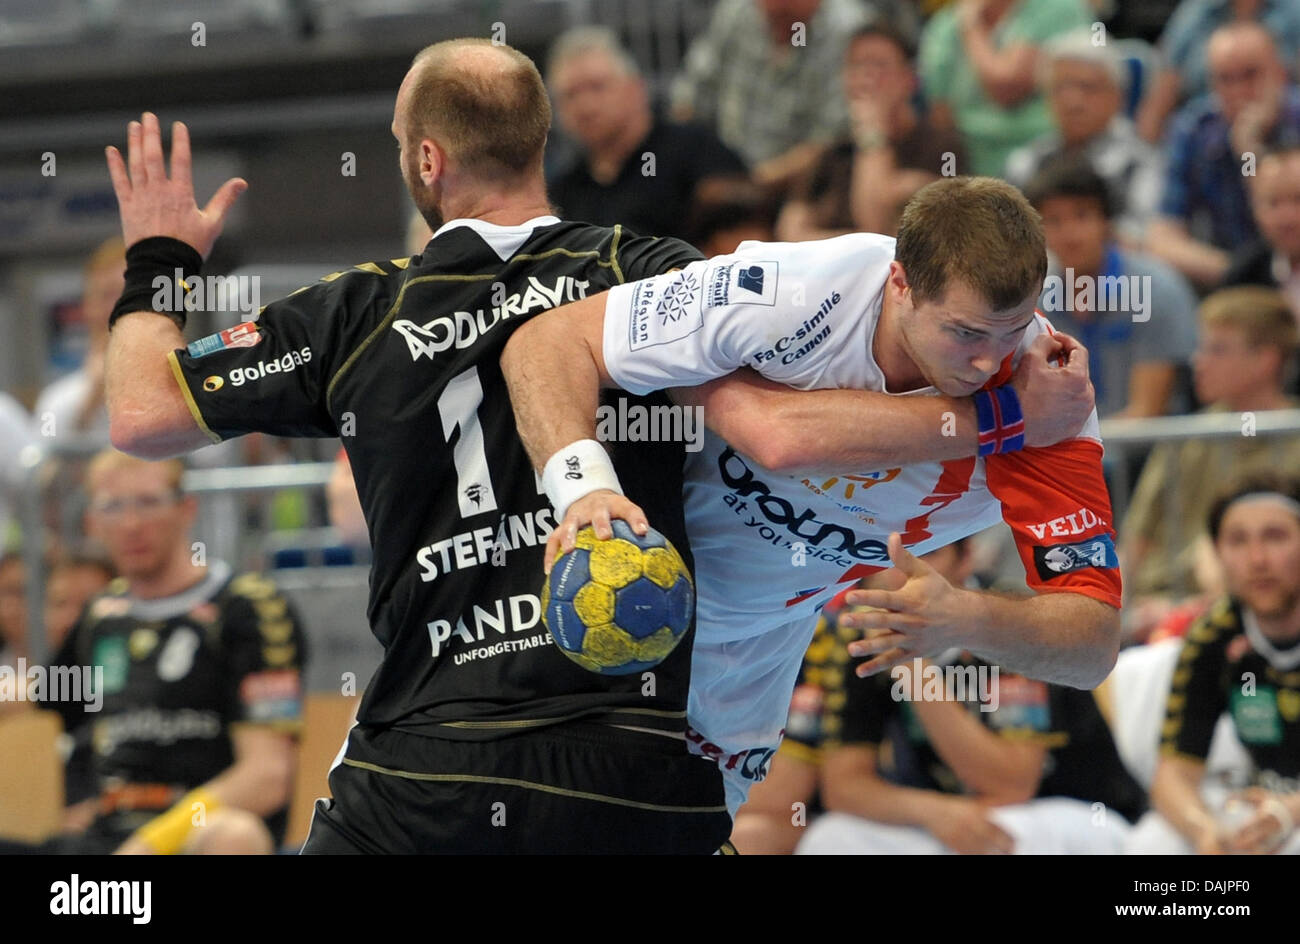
[541,521,694,675]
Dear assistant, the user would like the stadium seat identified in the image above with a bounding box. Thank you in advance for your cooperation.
[0,710,64,842]
[285,692,359,849]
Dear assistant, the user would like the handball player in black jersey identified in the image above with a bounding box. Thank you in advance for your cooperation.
[102,38,730,853]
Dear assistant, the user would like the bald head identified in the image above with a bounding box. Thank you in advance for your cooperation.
[1207,20,1286,122]
[395,39,551,182]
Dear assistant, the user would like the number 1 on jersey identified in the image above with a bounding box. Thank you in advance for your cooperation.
[439,367,499,517]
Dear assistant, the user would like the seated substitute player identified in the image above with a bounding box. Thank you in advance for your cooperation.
[504,176,1123,817]
[798,577,1144,855]
[735,539,1144,854]
[48,450,307,854]
[100,41,1093,850]
[1127,472,1300,855]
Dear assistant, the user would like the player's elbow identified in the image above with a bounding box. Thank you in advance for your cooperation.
[109,411,166,460]
[1073,606,1121,689]
[109,410,180,461]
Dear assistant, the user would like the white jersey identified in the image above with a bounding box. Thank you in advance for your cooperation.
[601,234,1122,816]
[604,234,1119,643]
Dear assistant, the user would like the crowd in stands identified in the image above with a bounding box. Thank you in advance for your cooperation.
[1,0,1298,854]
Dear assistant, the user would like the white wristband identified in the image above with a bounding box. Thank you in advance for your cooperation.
[541,439,624,522]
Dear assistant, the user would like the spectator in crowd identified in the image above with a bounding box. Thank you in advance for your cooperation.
[1136,0,1300,144]
[784,542,1144,855]
[1128,472,1300,855]
[1223,146,1300,319]
[43,551,114,653]
[1004,30,1164,245]
[46,450,308,854]
[918,0,1091,177]
[687,178,780,257]
[33,237,124,444]
[1121,287,1300,607]
[670,0,871,191]
[1146,21,1300,289]
[776,22,964,241]
[546,27,747,241]
[0,552,25,669]
[1026,155,1199,418]
[0,391,34,551]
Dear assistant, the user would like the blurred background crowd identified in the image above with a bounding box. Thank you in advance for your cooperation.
[0,0,1298,854]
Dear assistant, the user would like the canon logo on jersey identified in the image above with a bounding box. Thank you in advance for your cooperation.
[717,447,889,562]
[228,348,312,386]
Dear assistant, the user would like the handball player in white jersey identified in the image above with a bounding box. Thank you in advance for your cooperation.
[505,177,1122,816]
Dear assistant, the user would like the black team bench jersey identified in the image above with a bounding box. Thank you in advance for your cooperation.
[169,217,703,739]
[50,562,307,841]
[784,592,1146,823]
[1162,595,1300,788]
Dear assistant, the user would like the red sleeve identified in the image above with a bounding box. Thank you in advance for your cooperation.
[984,438,1122,609]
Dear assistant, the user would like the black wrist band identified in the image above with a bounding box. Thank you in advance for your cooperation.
[108,236,204,332]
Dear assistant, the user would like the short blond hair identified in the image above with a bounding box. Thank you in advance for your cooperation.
[84,236,125,279]
[896,177,1047,309]
[85,450,184,497]
[1200,286,1298,354]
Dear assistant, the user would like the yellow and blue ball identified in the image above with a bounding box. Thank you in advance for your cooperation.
[541,521,694,675]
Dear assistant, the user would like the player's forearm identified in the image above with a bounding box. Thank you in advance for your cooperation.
[502,308,607,474]
[1151,755,1217,844]
[105,313,207,458]
[675,375,978,473]
[961,591,1120,689]
[911,698,1040,803]
[824,765,950,828]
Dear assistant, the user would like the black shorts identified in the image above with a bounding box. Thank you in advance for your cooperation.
[301,721,730,854]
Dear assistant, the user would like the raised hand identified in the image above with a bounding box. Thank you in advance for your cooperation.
[106,112,247,259]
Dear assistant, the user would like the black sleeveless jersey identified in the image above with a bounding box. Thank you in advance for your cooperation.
[170,218,704,739]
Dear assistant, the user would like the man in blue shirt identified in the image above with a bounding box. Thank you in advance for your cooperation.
[1147,20,1300,289]
[1027,155,1199,419]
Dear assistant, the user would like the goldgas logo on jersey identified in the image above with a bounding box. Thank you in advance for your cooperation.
[227,348,312,387]
[1032,534,1118,581]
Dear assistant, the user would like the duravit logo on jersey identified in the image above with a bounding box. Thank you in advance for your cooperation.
[227,348,312,387]
[751,291,839,365]
[394,275,590,361]
[718,447,889,562]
